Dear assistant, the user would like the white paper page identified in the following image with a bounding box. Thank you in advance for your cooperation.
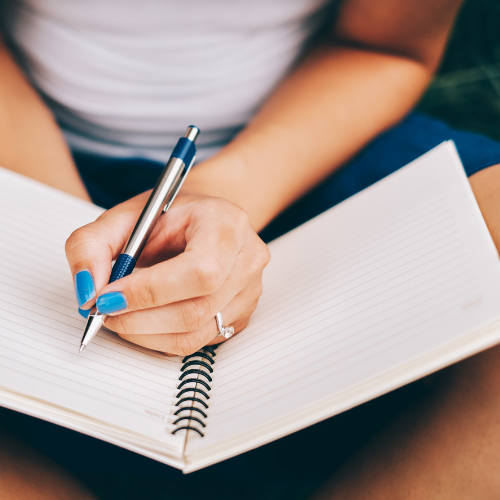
[188,142,500,461]
[0,168,184,454]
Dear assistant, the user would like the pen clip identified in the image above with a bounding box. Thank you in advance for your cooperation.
[163,155,196,213]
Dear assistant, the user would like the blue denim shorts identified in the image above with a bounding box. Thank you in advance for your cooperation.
[74,112,500,245]
[7,112,500,493]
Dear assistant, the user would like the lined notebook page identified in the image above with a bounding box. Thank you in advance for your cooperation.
[0,169,184,454]
[190,142,500,459]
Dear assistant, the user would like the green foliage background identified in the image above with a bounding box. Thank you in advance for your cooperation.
[418,0,500,141]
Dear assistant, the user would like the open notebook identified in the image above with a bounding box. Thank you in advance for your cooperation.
[1,142,500,473]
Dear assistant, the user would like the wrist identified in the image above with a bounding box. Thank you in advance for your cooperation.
[182,152,244,200]
[182,151,270,231]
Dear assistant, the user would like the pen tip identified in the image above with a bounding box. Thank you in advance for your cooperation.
[79,344,85,353]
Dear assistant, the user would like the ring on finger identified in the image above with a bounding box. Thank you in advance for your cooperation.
[215,312,234,340]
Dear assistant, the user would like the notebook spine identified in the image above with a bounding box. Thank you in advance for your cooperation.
[171,345,217,438]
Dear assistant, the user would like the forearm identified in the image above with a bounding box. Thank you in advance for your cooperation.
[184,44,433,231]
[0,42,89,200]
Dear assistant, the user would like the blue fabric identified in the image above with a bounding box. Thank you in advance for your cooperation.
[75,112,500,210]
[260,112,500,242]
[72,152,165,208]
[73,112,500,244]
[8,112,500,491]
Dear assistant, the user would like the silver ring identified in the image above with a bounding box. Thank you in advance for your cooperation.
[215,312,234,340]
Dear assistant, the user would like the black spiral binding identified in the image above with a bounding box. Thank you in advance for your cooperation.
[171,346,218,438]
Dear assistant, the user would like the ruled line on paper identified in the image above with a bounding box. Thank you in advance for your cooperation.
[0,168,183,443]
[0,302,82,329]
[0,359,175,425]
[0,289,83,319]
[214,298,467,422]
[0,240,73,275]
[0,341,175,407]
[260,215,454,319]
[215,274,474,405]
[262,196,449,295]
[0,274,77,306]
[219,171,460,363]
[218,254,471,379]
[0,324,178,389]
[271,186,444,245]
[261,215,456,315]
[259,177,443,260]
[222,236,466,359]
[217,264,472,393]
[0,310,180,376]
[247,226,461,331]
[189,144,500,452]
[0,254,73,290]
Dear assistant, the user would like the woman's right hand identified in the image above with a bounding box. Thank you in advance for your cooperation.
[65,191,271,355]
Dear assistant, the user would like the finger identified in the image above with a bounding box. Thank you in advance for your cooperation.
[65,193,149,308]
[105,276,262,335]
[112,286,260,356]
[95,216,243,314]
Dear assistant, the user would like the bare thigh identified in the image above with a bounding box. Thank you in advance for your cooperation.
[312,344,500,499]
[0,425,97,500]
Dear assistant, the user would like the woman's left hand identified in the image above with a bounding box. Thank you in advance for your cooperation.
[65,191,270,355]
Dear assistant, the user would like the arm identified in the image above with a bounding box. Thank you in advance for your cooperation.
[184,0,464,231]
[0,39,89,199]
[65,0,467,355]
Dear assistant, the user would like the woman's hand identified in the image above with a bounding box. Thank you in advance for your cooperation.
[65,192,270,355]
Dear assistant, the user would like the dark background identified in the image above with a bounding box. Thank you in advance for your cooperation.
[418,0,500,143]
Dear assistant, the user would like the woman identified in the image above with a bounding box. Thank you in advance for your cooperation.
[2,0,500,498]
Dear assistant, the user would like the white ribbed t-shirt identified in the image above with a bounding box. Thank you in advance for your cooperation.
[1,0,332,161]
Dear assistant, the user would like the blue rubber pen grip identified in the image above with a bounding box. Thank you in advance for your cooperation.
[171,137,196,168]
[109,254,136,283]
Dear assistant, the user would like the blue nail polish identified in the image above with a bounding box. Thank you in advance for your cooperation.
[97,292,127,314]
[78,307,91,319]
[74,270,96,307]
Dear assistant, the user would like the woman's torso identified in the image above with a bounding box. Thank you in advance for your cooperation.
[1,0,332,161]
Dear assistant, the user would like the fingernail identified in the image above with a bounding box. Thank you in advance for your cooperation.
[78,307,90,319]
[96,292,127,314]
[74,270,96,307]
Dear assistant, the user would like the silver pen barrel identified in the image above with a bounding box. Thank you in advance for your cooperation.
[123,157,186,260]
[124,126,199,260]
[79,126,199,351]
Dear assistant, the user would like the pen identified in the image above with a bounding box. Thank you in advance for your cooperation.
[79,125,200,352]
